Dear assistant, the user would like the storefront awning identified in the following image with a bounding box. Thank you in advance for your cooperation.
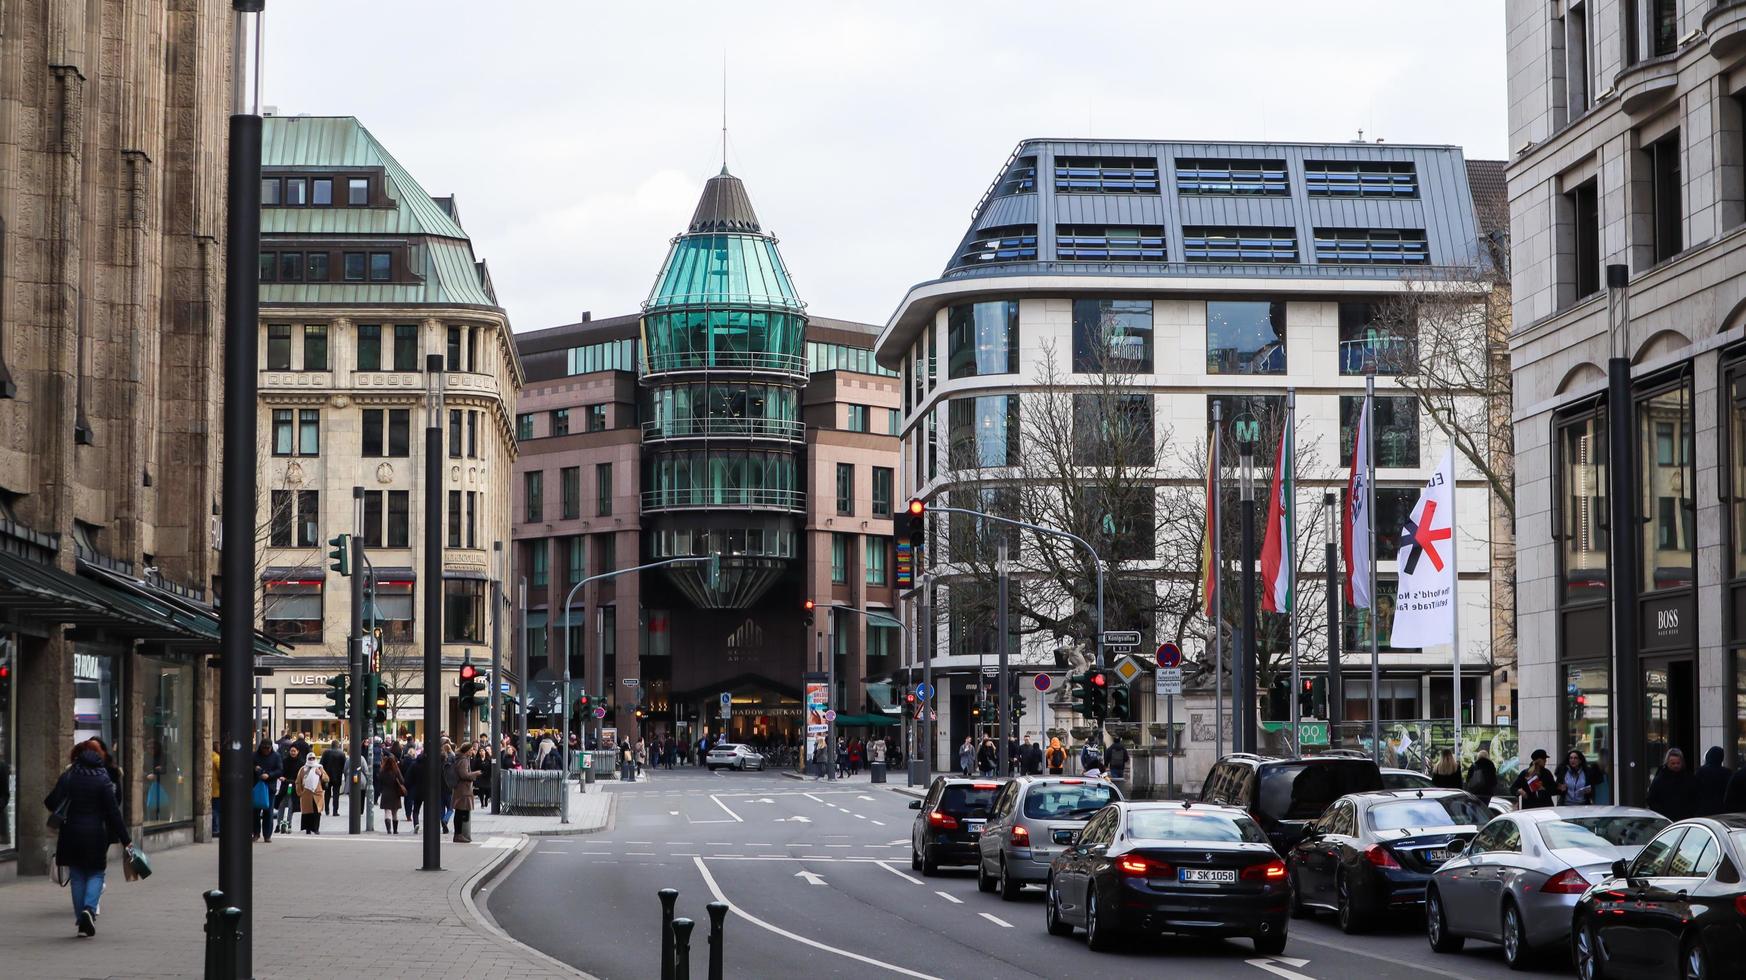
[85,562,288,658]
[442,569,487,580]
[262,566,325,582]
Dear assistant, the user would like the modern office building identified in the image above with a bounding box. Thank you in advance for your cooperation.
[1506,0,1746,800]
[252,115,521,743]
[511,168,902,747]
[875,138,1508,771]
[0,0,235,873]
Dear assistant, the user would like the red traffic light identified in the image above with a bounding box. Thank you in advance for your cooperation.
[905,692,916,704]
[906,498,925,517]
[803,599,816,612]
[459,663,478,681]
[1090,671,1107,688]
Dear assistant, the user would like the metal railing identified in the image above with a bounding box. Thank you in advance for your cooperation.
[640,488,805,512]
[641,418,805,442]
[642,352,808,377]
[498,769,564,814]
[941,258,1487,282]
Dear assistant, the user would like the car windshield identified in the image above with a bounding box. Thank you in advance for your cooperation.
[1126,810,1270,843]
[1258,763,1383,821]
[1540,816,1668,850]
[1024,782,1116,820]
[939,784,999,817]
[1366,796,1490,831]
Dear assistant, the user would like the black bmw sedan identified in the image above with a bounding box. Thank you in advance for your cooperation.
[1571,814,1746,980]
[1044,801,1290,954]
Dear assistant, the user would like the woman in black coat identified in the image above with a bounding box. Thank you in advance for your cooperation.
[1693,746,1733,817]
[1646,747,1698,821]
[251,740,282,841]
[45,741,131,937]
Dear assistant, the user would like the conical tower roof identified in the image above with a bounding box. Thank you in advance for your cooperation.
[687,167,762,233]
[644,169,803,312]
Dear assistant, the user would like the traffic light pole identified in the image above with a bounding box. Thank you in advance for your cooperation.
[421,354,444,872]
[1239,439,1258,756]
[996,540,1010,776]
[1324,494,1342,748]
[491,541,503,816]
[349,488,365,834]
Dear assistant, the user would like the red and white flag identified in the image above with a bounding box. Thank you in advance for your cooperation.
[1342,394,1374,610]
[1391,448,1457,648]
[1259,422,1292,614]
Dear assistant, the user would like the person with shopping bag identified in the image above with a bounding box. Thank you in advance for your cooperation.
[250,740,282,842]
[44,739,134,937]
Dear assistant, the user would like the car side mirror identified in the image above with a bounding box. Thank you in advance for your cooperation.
[1067,830,1082,845]
[1611,859,1629,880]
[909,799,921,810]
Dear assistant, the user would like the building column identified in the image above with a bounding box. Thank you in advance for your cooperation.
[16,632,74,875]
[847,535,868,716]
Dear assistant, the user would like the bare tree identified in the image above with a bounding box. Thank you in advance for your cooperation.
[377,637,423,737]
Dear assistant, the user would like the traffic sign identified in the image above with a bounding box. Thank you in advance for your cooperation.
[1101,630,1142,650]
[499,681,511,694]
[592,706,606,719]
[622,678,639,686]
[719,692,732,706]
[1032,673,1052,693]
[915,682,934,700]
[980,666,998,676]
[1156,667,1183,696]
[1155,641,1182,669]
[1112,656,1143,686]
[824,709,837,723]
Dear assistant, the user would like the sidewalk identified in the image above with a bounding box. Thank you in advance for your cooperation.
[0,784,614,979]
[780,766,928,797]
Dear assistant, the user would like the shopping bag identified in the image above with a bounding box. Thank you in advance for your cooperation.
[124,845,152,880]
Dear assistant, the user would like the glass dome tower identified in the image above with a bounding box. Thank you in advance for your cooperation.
[639,168,807,608]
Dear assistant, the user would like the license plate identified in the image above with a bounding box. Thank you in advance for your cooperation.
[1054,830,1075,844]
[1180,868,1237,884]
[966,820,984,834]
[1424,849,1448,864]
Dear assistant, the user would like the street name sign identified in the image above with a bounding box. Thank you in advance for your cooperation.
[1101,630,1142,650]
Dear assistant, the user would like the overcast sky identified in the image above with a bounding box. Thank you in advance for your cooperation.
[264,2,1507,333]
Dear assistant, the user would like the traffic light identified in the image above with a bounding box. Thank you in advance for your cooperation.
[577,692,592,714]
[803,598,816,627]
[1088,669,1109,720]
[1108,682,1130,722]
[1069,670,1093,718]
[905,499,925,551]
[324,673,348,718]
[372,675,390,726]
[969,700,982,721]
[458,659,482,710]
[327,534,350,576]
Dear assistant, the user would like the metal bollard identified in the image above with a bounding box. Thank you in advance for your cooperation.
[202,889,226,979]
[706,901,728,980]
[671,917,695,980]
[219,906,243,980]
[658,887,680,980]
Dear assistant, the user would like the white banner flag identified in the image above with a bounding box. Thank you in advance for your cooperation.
[1390,449,1457,648]
[1343,393,1373,610]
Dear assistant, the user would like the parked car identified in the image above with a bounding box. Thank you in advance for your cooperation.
[1382,767,1434,791]
[977,776,1123,900]
[1571,815,1746,979]
[1045,801,1290,955]
[1424,806,1665,969]
[1200,752,1384,853]
[1288,788,1489,933]
[704,743,765,771]
[910,776,1004,875]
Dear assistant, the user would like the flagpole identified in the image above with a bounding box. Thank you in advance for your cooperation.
[1212,402,1224,762]
[1451,450,1462,758]
[1366,372,1380,765]
[1287,388,1300,756]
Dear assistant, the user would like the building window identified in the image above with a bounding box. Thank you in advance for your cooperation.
[831,533,849,584]
[847,405,870,432]
[362,490,384,547]
[261,178,281,205]
[369,251,392,281]
[1056,226,1168,261]
[1206,300,1287,375]
[561,466,581,520]
[284,178,306,206]
[517,413,534,441]
[286,489,318,547]
[262,578,321,645]
[357,324,381,370]
[804,341,897,377]
[297,409,320,456]
[1561,179,1601,304]
[887,408,901,436]
[1649,130,1682,264]
[348,177,369,205]
[525,471,543,523]
[564,338,638,375]
[836,463,855,516]
[866,537,888,585]
[1313,228,1429,265]
[311,178,332,206]
[587,405,607,432]
[306,253,329,282]
[595,532,616,573]
[947,300,1020,378]
[272,409,294,455]
[1182,226,1298,263]
[387,490,410,547]
[872,467,893,518]
[997,156,1037,195]
[1651,0,1677,57]
[446,326,463,372]
[1556,405,1610,604]
[279,251,304,282]
[466,491,477,549]
[343,252,366,281]
[1304,160,1418,198]
[954,225,1038,267]
[529,543,548,588]
[302,324,328,371]
[387,409,409,457]
[447,490,462,548]
[269,490,292,547]
[947,396,1020,469]
[596,463,612,517]
[267,324,292,370]
[375,580,414,642]
[1174,158,1287,195]
[1565,1,1592,118]
[1340,395,1420,468]
[448,410,462,458]
[1638,378,1693,591]
[443,579,484,643]
[551,409,570,437]
[258,252,275,282]
[565,536,585,585]
[1072,393,1154,467]
[362,409,384,457]
[393,324,419,370]
[1072,298,1152,373]
[1054,157,1160,193]
[467,411,478,458]
[1338,301,1416,375]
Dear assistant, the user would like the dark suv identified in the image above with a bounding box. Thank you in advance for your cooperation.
[910,776,1004,875]
[1199,753,1384,853]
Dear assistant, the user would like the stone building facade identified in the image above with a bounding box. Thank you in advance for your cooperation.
[0,0,237,873]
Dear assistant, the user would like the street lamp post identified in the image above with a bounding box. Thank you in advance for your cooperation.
[420,353,444,871]
[1324,493,1342,747]
[1605,263,1643,803]
[1238,429,1258,755]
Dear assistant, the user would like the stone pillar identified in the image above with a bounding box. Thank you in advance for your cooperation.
[16,632,75,876]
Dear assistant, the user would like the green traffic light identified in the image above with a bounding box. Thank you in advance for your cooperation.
[327,534,350,576]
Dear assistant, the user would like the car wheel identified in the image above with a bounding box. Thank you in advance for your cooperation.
[1501,900,1529,970]
[1572,920,1605,980]
[976,857,996,893]
[1425,887,1464,954]
[1252,929,1287,956]
[998,856,1021,901]
[1045,877,1074,937]
[1337,871,1368,935]
[1289,867,1311,920]
[921,846,938,877]
[1085,888,1118,952]
[910,844,923,873]
[1683,936,1710,980]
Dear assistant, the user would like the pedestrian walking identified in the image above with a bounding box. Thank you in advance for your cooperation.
[1647,747,1698,821]
[320,740,345,817]
[1725,757,1746,814]
[958,737,974,777]
[1045,737,1066,775]
[474,738,493,810]
[405,743,426,832]
[451,743,477,843]
[44,739,133,938]
[439,740,456,832]
[250,740,281,842]
[1512,749,1557,809]
[1555,750,1605,805]
[1430,749,1463,789]
[275,744,301,833]
[976,737,997,778]
[1465,747,1499,803]
[1695,746,1732,817]
[1106,737,1129,782]
[296,753,328,834]
[1078,739,1103,776]
[378,754,406,833]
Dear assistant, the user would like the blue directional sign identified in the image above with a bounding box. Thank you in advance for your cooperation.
[915,682,935,701]
[1156,641,1183,669]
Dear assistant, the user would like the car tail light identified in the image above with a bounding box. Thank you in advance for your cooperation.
[1542,869,1589,894]
[1735,894,1746,917]
[1242,859,1288,881]
[927,810,958,830]
[972,782,999,790]
[1010,825,1030,846]
[1060,779,1083,784]
[1119,856,1173,877]
[1363,845,1401,869]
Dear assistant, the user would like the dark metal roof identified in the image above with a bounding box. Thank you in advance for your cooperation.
[687,168,762,234]
[1465,159,1508,239]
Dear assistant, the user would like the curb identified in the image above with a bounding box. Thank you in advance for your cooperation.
[475,788,619,837]
[461,835,601,980]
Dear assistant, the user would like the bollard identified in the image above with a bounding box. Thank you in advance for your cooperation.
[671,917,695,980]
[706,901,728,980]
[202,889,226,979]
[219,906,243,980]
[658,887,679,980]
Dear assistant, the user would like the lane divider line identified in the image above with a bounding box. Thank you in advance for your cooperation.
[710,795,744,823]
[978,912,1013,928]
[935,891,962,904]
[875,861,924,885]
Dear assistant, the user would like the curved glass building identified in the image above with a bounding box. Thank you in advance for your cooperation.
[640,168,808,608]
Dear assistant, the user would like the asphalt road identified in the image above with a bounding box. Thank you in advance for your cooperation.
[485,768,1578,980]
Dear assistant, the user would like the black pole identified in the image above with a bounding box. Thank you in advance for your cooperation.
[996,544,1009,776]
[659,888,679,980]
[1239,445,1258,756]
[706,901,728,980]
[217,78,261,978]
[422,352,444,870]
[349,488,365,834]
[491,542,503,815]
[672,918,695,980]
[1324,494,1342,747]
[1605,268,1641,804]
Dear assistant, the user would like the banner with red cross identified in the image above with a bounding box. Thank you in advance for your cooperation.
[1390,448,1457,648]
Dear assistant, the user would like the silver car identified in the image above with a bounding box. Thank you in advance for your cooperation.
[976,776,1122,900]
[1424,805,1667,969]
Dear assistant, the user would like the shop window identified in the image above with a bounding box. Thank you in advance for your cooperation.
[1072,299,1152,373]
[72,651,119,748]
[1638,378,1693,591]
[1557,406,1611,603]
[263,578,323,644]
[141,657,194,826]
[1207,301,1286,375]
[443,579,484,643]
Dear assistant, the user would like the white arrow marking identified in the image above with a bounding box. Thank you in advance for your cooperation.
[750,797,776,803]
[794,870,827,886]
[1245,957,1313,980]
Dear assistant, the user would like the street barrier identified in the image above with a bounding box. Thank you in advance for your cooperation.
[706,901,728,980]
[658,887,729,980]
[202,889,242,980]
[498,769,563,814]
[659,887,678,980]
[672,917,695,979]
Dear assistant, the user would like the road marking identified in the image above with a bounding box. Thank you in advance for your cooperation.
[625,840,652,844]
[858,795,874,801]
[670,811,680,815]
[854,813,867,819]
[1245,957,1313,980]
[626,851,655,856]
[709,795,744,823]
[826,844,853,848]
[886,838,907,845]
[674,852,699,856]
[774,815,812,823]
[802,793,827,804]
[1287,933,1471,978]
[935,890,962,903]
[978,912,1013,928]
[875,861,923,885]
[794,869,827,886]
[871,820,885,826]
[693,858,943,980]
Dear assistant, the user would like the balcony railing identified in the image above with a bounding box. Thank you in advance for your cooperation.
[641,418,805,443]
[1338,335,1418,375]
[641,488,805,513]
[642,351,808,378]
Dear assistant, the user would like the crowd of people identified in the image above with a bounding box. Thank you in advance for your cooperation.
[955,733,1132,782]
[1415,743,1746,819]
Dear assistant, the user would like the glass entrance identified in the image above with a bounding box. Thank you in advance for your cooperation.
[1644,659,1698,776]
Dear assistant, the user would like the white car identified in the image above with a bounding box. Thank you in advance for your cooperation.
[706,743,765,771]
